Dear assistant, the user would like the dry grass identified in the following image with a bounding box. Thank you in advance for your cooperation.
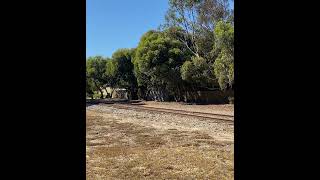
[87,109,233,180]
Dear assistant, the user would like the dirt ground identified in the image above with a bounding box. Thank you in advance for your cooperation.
[86,104,234,179]
[136,101,234,116]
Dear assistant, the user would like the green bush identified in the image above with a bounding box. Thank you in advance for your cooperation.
[93,93,102,99]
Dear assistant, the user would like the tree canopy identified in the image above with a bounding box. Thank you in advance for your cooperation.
[86,0,234,102]
[213,20,234,89]
[108,48,138,99]
[86,56,107,98]
[133,30,192,101]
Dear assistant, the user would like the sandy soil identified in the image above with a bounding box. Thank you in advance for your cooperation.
[137,101,234,116]
[87,104,234,179]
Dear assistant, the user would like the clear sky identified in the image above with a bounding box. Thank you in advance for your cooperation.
[86,0,169,58]
[86,0,233,58]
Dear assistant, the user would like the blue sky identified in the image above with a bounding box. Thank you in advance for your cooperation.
[86,0,233,58]
[86,0,169,58]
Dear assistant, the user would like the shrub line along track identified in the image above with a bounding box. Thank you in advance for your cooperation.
[103,103,234,123]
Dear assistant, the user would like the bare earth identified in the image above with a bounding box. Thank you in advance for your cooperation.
[86,103,234,179]
[138,101,234,116]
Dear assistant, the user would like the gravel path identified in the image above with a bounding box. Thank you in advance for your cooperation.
[87,104,233,143]
[136,101,234,116]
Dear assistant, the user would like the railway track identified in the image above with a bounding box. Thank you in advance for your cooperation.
[104,103,234,123]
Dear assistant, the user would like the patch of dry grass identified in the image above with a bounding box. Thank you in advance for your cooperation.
[86,109,233,180]
[88,146,233,179]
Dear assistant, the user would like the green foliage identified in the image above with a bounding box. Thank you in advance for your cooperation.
[181,56,216,87]
[85,1,234,102]
[165,0,231,57]
[213,21,234,89]
[133,30,191,100]
[135,32,185,78]
[213,49,233,89]
[106,48,138,99]
[86,76,96,98]
[214,21,234,54]
[111,49,135,84]
[93,92,102,99]
[86,56,107,85]
[164,0,234,91]
[180,61,194,81]
[86,56,107,98]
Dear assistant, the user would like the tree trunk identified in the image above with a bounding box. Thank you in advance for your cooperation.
[93,81,104,99]
[109,88,114,99]
[99,90,104,99]
[104,87,110,98]
[130,88,138,100]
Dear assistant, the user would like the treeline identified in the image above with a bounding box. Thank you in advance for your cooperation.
[87,0,234,102]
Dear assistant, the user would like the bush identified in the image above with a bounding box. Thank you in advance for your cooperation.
[93,93,102,99]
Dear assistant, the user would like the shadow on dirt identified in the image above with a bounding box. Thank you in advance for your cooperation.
[86,98,231,107]
[86,99,144,107]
